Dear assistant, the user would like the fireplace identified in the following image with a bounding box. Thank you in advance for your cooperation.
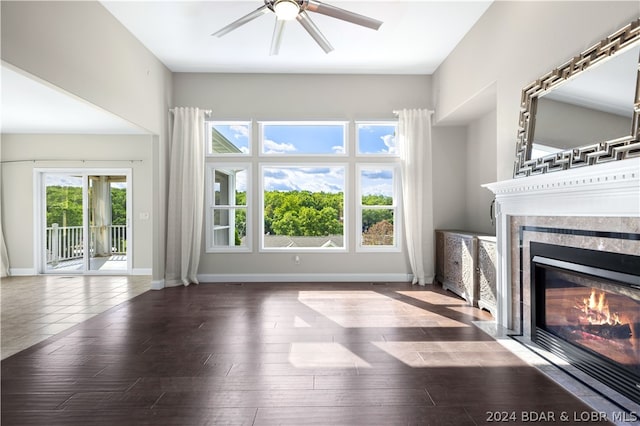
[531,242,640,405]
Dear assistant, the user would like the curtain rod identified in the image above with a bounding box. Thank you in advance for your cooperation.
[169,108,212,116]
[0,159,144,164]
[392,109,435,115]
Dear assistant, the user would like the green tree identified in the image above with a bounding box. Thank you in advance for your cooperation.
[264,190,344,237]
[46,186,83,227]
[111,187,127,225]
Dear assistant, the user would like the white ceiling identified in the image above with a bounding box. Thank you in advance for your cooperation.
[1,65,148,135]
[101,1,493,74]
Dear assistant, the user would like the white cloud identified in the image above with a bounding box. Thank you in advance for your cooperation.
[230,124,249,139]
[264,139,297,154]
[332,145,345,154]
[381,134,397,154]
[263,167,345,193]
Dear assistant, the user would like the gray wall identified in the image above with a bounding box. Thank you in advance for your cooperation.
[465,109,496,235]
[174,73,440,279]
[433,1,639,181]
[431,126,467,231]
[1,1,173,283]
[1,134,154,274]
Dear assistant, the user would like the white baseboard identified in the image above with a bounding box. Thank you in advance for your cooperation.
[196,273,413,283]
[8,268,37,276]
[150,279,165,290]
[132,268,152,276]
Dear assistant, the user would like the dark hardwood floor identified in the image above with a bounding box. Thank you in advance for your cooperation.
[1,282,610,425]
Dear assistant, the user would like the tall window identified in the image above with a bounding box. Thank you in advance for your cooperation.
[205,164,250,252]
[205,120,400,253]
[357,165,400,251]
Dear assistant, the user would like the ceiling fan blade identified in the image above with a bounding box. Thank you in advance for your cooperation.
[270,19,287,56]
[305,0,382,30]
[296,11,333,54]
[211,5,270,37]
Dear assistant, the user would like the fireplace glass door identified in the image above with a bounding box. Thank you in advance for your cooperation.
[540,267,640,377]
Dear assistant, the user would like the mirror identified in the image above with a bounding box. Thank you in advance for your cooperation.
[514,19,640,177]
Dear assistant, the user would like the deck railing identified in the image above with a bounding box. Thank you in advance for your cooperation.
[46,224,126,265]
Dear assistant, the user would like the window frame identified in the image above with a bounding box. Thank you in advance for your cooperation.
[205,163,252,253]
[259,162,348,253]
[355,163,402,252]
[259,121,349,157]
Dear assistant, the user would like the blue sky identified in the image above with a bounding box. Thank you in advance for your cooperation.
[212,122,396,194]
[213,123,250,153]
[357,124,397,154]
[212,122,397,156]
[262,123,345,155]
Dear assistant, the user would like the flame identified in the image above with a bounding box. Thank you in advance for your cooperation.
[580,289,622,326]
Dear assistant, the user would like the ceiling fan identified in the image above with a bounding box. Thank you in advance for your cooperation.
[212,0,383,55]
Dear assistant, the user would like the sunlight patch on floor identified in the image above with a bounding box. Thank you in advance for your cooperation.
[298,291,468,328]
[293,316,312,327]
[289,342,371,368]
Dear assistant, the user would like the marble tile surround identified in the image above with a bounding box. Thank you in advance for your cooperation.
[508,216,640,336]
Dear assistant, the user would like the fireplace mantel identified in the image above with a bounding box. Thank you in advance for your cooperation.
[482,158,640,328]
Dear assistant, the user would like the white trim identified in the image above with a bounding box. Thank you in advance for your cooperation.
[132,268,152,276]
[33,167,133,275]
[196,273,415,283]
[150,279,165,290]
[483,158,640,217]
[8,268,37,276]
[205,163,252,252]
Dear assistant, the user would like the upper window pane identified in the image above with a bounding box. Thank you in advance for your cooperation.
[207,122,250,155]
[360,167,394,206]
[357,122,398,155]
[261,122,346,155]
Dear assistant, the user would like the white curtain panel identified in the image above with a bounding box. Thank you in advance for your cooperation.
[398,108,435,285]
[165,107,206,286]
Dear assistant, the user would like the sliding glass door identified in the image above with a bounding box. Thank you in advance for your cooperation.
[40,169,131,274]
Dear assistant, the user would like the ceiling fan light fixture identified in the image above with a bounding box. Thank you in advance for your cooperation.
[273,0,299,21]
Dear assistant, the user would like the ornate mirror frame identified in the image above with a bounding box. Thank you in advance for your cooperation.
[513,19,640,178]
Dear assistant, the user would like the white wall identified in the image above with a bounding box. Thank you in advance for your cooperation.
[173,73,435,280]
[433,1,639,181]
[0,134,153,274]
[1,1,173,282]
